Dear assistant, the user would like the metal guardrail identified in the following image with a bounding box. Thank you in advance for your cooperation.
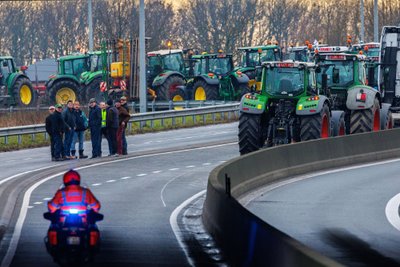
[0,103,240,144]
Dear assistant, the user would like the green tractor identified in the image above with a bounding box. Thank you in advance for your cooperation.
[190,52,250,101]
[315,52,392,134]
[80,50,111,103]
[237,45,282,91]
[0,56,37,107]
[147,49,187,101]
[46,53,89,104]
[238,61,345,155]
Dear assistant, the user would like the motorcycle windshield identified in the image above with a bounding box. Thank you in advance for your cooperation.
[265,68,305,96]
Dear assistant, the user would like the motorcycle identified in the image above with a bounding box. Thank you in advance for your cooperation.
[43,208,104,265]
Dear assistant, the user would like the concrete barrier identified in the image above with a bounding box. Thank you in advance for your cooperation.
[203,129,400,266]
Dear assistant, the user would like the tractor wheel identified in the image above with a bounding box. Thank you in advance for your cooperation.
[192,80,218,101]
[331,110,346,136]
[300,103,330,141]
[85,78,105,104]
[170,88,186,102]
[48,80,79,105]
[238,112,266,155]
[350,97,380,133]
[13,77,37,107]
[157,75,185,101]
[380,103,393,130]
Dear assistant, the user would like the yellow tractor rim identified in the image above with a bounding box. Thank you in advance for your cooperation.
[195,87,206,100]
[172,94,184,101]
[20,85,32,105]
[56,87,76,104]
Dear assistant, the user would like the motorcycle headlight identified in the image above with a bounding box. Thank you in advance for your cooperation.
[69,209,79,214]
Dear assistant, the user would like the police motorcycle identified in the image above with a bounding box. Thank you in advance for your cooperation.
[43,206,103,265]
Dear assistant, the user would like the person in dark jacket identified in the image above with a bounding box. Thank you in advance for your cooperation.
[115,100,130,156]
[51,104,67,161]
[71,101,88,159]
[88,98,102,158]
[45,106,56,161]
[106,99,119,156]
[120,96,130,155]
[62,100,76,159]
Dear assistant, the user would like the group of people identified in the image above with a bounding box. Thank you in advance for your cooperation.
[45,96,131,161]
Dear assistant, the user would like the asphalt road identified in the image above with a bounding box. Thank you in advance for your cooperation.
[0,123,239,267]
[244,159,400,267]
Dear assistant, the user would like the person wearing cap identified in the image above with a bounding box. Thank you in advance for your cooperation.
[88,98,102,159]
[62,100,76,159]
[120,96,130,155]
[45,106,56,161]
[51,104,68,161]
[106,99,119,156]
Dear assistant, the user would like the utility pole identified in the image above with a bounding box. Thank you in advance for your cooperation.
[88,0,93,51]
[139,0,147,113]
[360,0,365,42]
[373,0,379,42]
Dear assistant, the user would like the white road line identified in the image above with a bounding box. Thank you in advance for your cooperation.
[27,206,34,209]
[160,173,187,207]
[185,165,195,168]
[137,173,147,177]
[152,170,162,174]
[106,180,116,183]
[120,176,131,180]
[33,202,42,205]
[43,197,52,201]
[0,142,236,267]
[170,190,205,267]
[202,163,211,166]
[385,193,400,231]
[92,183,102,186]
[169,168,179,171]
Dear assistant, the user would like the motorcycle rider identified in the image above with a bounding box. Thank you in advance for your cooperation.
[46,169,102,248]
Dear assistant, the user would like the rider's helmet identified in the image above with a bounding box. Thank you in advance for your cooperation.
[63,169,81,186]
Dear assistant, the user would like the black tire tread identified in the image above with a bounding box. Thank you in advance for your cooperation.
[192,79,218,100]
[157,75,185,101]
[350,98,379,133]
[238,113,265,155]
[300,104,330,140]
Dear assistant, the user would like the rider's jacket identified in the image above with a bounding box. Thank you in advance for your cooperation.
[48,185,101,215]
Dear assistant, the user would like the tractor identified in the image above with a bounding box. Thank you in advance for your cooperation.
[46,53,89,104]
[238,61,345,155]
[190,52,250,101]
[350,42,380,89]
[147,49,188,101]
[315,52,392,134]
[0,56,37,107]
[237,45,282,91]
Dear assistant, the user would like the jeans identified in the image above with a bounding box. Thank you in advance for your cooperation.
[107,127,117,155]
[90,126,102,157]
[63,129,75,157]
[53,133,63,159]
[49,135,55,158]
[71,130,85,151]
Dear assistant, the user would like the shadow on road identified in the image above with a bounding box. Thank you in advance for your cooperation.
[322,228,399,267]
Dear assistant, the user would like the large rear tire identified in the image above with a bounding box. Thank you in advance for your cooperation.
[380,103,393,130]
[300,103,330,141]
[350,97,380,133]
[192,79,218,101]
[13,77,37,107]
[48,80,79,105]
[157,75,185,101]
[331,110,346,136]
[85,78,105,104]
[238,112,266,155]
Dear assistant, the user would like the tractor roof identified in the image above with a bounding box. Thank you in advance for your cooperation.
[262,61,316,68]
[238,45,280,51]
[58,53,88,61]
[316,53,366,61]
[192,53,233,59]
[147,49,182,56]
[316,46,349,53]
[0,56,13,60]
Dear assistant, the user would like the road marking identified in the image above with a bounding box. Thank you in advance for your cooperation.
[106,180,116,183]
[152,170,162,174]
[120,176,131,180]
[43,197,51,201]
[170,190,205,267]
[137,173,147,177]
[202,163,211,166]
[92,183,102,186]
[169,168,179,171]
[27,206,33,209]
[0,142,236,267]
[185,165,195,168]
[385,193,400,231]
[33,202,42,205]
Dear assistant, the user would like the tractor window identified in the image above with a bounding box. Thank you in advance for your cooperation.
[265,67,304,96]
[90,55,100,72]
[72,58,88,77]
[208,57,233,74]
[0,59,13,77]
[163,53,184,72]
[245,50,279,67]
[317,60,353,88]
[358,61,367,85]
[288,50,308,62]
[194,59,206,75]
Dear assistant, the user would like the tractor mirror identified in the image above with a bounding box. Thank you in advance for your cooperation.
[332,68,340,83]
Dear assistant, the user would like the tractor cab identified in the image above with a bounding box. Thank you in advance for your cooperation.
[56,54,90,79]
[147,50,185,81]
[192,52,234,76]
[0,57,16,85]
[350,43,380,89]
